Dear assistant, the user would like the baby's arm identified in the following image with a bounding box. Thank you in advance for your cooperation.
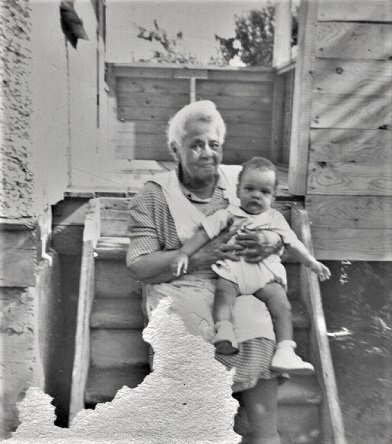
[171,227,210,276]
[286,240,331,281]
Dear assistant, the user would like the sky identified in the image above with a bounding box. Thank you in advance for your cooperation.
[106,0,272,64]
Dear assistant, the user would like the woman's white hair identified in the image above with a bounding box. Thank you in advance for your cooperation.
[167,100,226,154]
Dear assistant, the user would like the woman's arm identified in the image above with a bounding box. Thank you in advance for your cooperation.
[235,228,283,263]
[127,228,239,284]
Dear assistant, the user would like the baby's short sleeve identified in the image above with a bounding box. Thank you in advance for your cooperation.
[201,208,231,239]
[271,210,299,246]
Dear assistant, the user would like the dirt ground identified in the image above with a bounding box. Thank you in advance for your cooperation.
[321,261,392,444]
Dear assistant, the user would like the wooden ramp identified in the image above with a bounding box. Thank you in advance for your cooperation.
[69,197,345,444]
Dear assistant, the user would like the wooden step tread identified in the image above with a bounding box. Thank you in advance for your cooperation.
[84,367,320,407]
[278,375,322,405]
[91,297,145,330]
[96,236,299,263]
[85,365,150,404]
[95,237,130,260]
[89,298,309,331]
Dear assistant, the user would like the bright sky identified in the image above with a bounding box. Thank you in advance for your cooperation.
[106,0,272,64]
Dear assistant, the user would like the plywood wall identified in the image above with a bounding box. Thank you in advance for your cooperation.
[111,64,275,164]
[303,0,392,260]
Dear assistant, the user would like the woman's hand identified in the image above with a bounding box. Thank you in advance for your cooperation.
[234,228,282,263]
[188,228,240,272]
[171,251,190,277]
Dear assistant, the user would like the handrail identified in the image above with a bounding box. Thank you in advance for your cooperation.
[291,203,346,444]
[69,198,101,424]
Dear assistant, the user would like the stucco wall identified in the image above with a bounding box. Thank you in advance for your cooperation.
[0,251,61,438]
[0,0,34,218]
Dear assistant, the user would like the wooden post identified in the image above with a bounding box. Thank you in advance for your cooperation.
[174,69,208,103]
[273,0,293,69]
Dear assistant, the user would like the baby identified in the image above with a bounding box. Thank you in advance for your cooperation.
[171,157,331,374]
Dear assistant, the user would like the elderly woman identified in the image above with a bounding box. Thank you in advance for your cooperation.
[127,100,283,444]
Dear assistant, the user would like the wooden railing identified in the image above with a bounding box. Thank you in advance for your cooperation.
[291,203,346,444]
[69,198,101,424]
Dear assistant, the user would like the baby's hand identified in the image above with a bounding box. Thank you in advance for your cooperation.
[171,251,189,277]
[309,261,331,282]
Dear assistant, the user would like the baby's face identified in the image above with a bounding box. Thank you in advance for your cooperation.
[237,168,276,215]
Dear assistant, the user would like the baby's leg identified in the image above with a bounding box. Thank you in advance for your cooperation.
[254,282,292,343]
[254,283,314,375]
[214,277,240,323]
[213,278,240,355]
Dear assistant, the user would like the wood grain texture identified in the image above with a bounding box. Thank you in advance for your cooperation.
[311,227,392,260]
[288,0,319,195]
[117,92,190,109]
[316,22,392,60]
[197,80,273,98]
[309,129,392,163]
[306,195,392,228]
[312,59,392,97]
[117,78,189,95]
[69,199,101,424]
[310,93,391,129]
[318,0,392,23]
[307,161,392,195]
[112,63,274,81]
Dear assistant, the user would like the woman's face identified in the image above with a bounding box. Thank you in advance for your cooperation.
[174,119,223,186]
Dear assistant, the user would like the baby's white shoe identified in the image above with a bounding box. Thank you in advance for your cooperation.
[271,340,314,375]
[213,321,239,355]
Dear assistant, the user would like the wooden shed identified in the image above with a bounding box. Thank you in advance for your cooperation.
[287,0,392,261]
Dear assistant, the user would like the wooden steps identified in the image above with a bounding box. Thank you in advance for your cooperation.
[70,198,344,444]
[85,365,150,404]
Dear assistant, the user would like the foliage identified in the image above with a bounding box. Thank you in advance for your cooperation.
[135,4,298,67]
[136,20,226,65]
[216,5,298,67]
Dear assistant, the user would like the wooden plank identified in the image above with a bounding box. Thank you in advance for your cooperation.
[311,227,392,261]
[116,122,272,141]
[117,77,189,95]
[306,195,392,229]
[90,297,144,330]
[273,0,294,68]
[219,109,272,125]
[307,161,392,195]
[85,365,150,404]
[118,106,184,122]
[222,147,271,165]
[318,0,392,23]
[270,73,285,163]
[316,22,392,60]
[288,0,319,195]
[310,129,392,163]
[197,80,273,98]
[291,204,347,444]
[203,94,272,111]
[91,329,150,368]
[313,59,392,97]
[311,93,391,129]
[207,69,274,83]
[69,199,100,424]
[117,92,190,109]
[95,260,142,299]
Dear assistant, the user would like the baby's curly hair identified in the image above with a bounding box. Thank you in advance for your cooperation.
[238,156,279,188]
